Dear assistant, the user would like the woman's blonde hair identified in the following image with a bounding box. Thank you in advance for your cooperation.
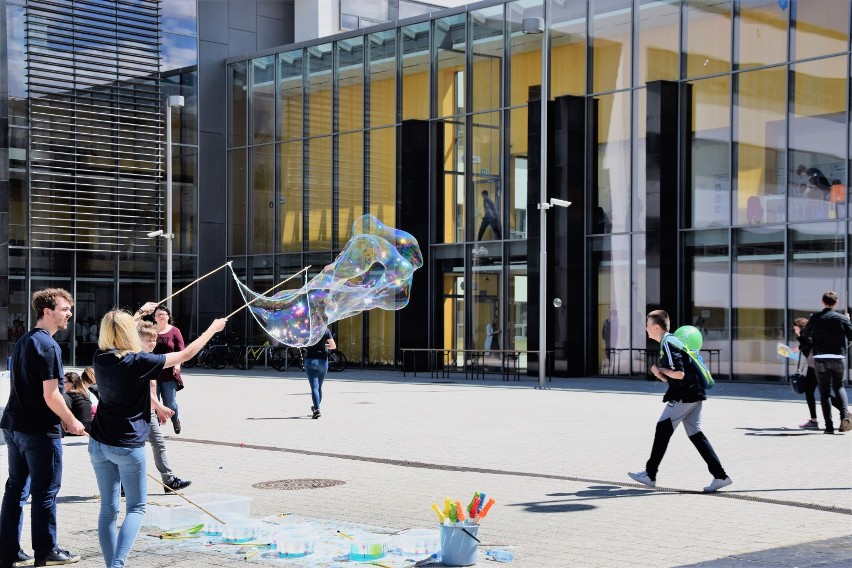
[98,310,142,357]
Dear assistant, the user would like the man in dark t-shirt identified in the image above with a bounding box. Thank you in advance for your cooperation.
[0,289,84,567]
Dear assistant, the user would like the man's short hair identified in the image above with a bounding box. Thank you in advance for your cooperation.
[32,288,74,320]
[822,291,838,307]
[793,317,808,328]
[647,309,670,332]
[481,190,488,197]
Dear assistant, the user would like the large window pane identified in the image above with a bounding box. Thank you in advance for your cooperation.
[7,3,27,125]
[734,67,786,225]
[251,145,275,254]
[401,22,430,120]
[732,226,784,381]
[736,0,787,70]
[368,30,397,128]
[684,230,730,379]
[338,37,364,133]
[793,0,850,61]
[279,140,303,253]
[251,56,275,144]
[436,14,466,118]
[278,49,303,141]
[637,0,679,85]
[595,91,631,234]
[632,88,646,232]
[470,245,502,360]
[508,107,528,240]
[508,251,527,366]
[592,235,630,375]
[442,121,465,243]
[684,0,732,78]
[336,313,362,367]
[307,43,333,137]
[689,75,731,228]
[788,56,847,223]
[789,223,846,327]
[368,127,396,222]
[508,0,543,107]
[472,112,502,242]
[470,5,503,113]
[338,132,364,245]
[368,310,394,365]
[307,136,332,250]
[9,127,27,245]
[163,67,198,145]
[228,148,247,255]
[75,253,115,365]
[174,146,197,254]
[591,0,632,94]
[551,0,586,97]
[228,61,247,147]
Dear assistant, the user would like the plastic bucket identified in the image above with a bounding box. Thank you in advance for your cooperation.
[440,524,479,567]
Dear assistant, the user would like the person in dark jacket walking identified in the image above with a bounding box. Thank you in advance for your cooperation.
[628,310,732,493]
[799,291,852,434]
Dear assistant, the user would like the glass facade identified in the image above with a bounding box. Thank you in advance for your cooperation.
[225,0,850,380]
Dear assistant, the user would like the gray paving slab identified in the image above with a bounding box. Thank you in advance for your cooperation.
[2,369,850,567]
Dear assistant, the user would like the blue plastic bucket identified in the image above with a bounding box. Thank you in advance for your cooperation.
[440,524,479,566]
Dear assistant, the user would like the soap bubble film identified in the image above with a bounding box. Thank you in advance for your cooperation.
[232,215,423,347]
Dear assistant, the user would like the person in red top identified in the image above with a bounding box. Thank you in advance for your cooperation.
[150,305,185,434]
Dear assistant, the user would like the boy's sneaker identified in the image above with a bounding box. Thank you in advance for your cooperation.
[173,418,181,434]
[0,548,34,568]
[799,419,819,429]
[627,471,656,488]
[839,417,852,432]
[312,409,321,419]
[703,477,733,493]
[164,478,191,493]
[34,548,79,566]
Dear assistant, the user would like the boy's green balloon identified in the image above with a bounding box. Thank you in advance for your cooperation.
[674,325,703,351]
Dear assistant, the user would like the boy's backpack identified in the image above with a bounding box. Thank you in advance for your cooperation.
[660,334,714,390]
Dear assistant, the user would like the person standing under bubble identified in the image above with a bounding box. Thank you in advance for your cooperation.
[89,309,226,568]
[150,305,185,434]
[303,329,336,419]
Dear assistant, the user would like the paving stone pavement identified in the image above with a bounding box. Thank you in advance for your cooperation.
[2,368,850,567]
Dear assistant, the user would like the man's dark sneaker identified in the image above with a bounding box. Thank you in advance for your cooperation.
[34,548,79,567]
[310,406,316,413]
[0,548,34,567]
[173,418,182,434]
[312,409,321,419]
[824,428,835,434]
[164,477,192,493]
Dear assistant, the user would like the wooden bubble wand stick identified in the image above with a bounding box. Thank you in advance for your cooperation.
[225,266,311,319]
[157,261,233,306]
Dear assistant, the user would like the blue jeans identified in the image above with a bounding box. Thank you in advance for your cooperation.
[88,439,146,568]
[0,429,62,559]
[305,358,328,410]
[157,381,179,425]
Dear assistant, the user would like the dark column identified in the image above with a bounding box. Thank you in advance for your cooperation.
[397,120,433,371]
[645,80,681,322]
[0,0,9,364]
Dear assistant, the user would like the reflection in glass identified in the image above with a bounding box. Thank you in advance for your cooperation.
[735,0,787,70]
[9,127,27,245]
[684,230,730,378]
[788,56,847,223]
[162,32,197,71]
[471,245,502,361]
[591,235,630,375]
[7,3,27,124]
[591,0,632,93]
[442,121,465,243]
[793,0,850,61]
[307,43,333,137]
[507,0,543,106]
[684,0,732,78]
[689,75,731,228]
[307,136,332,250]
[789,223,845,326]
[368,30,397,127]
[368,127,396,223]
[279,50,303,141]
[228,148,247,255]
[369,309,394,365]
[251,145,275,254]
[338,132,364,245]
[508,108,528,240]
[508,253,528,367]
[228,62,247,147]
[550,0,586,97]
[75,252,116,365]
[161,0,197,36]
[251,56,275,144]
[734,67,786,225]
[630,233,647,361]
[436,14,466,118]
[173,146,197,254]
[732,226,784,380]
[637,0,679,85]
[470,5,503,113]
[338,37,364,132]
[163,69,198,145]
[279,141,303,253]
[472,113,502,242]
[118,254,157,317]
[337,313,363,367]
[632,89,646,232]
[401,21,430,120]
[595,91,631,234]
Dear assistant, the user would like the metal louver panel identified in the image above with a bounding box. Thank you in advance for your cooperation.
[26,0,162,252]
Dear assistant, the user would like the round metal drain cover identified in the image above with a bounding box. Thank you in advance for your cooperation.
[252,479,345,490]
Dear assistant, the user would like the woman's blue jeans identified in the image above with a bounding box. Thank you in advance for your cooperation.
[88,439,146,568]
[304,358,328,410]
[157,380,179,424]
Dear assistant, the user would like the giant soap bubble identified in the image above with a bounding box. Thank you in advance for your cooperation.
[231,215,422,347]
[674,325,703,352]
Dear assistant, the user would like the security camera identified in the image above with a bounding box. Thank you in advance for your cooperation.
[549,198,572,208]
[146,230,164,238]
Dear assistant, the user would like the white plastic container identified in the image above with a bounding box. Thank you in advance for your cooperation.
[220,520,265,543]
[142,493,252,530]
[349,534,389,562]
[394,529,441,555]
[274,530,319,558]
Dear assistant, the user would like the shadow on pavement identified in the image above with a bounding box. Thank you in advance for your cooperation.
[676,535,852,568]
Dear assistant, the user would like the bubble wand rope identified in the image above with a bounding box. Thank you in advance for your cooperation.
[82,432,226,524]
[225,266,311,320]
[157,261,233,306]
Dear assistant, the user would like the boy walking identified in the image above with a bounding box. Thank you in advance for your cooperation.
[628,310,732,493]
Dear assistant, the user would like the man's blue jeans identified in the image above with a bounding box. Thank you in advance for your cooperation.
[0,429,62,560]
[305,358,328,411]
[157,380,179,425]
[88,439,146,568]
